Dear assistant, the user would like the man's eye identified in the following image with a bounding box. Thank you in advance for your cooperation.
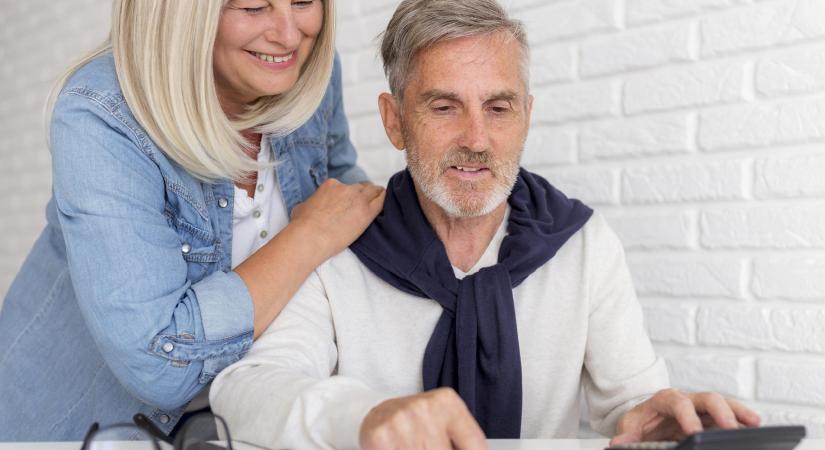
[488,102,513,114]
[431,103,454,113]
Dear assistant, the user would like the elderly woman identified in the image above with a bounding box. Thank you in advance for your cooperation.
[0,0,383,441]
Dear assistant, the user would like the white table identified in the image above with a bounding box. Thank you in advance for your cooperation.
[1,440,822,449]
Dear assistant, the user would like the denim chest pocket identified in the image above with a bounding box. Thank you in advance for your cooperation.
[166,212,219,284]
[292,137,328,188]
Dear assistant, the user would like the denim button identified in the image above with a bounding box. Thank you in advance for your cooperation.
[162,343,174,353]
[259,230,268,239]
[181,243,192,254]
[218,198,228,208]
[257,184,264,192]
[253,210,262,219]
[159,415,170,424]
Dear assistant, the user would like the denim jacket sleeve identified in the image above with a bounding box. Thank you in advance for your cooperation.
[326,53,369,184]
[49,89,253,410]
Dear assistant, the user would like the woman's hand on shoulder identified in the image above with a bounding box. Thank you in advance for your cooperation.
[238,179,383,339]
[291,179,385,259]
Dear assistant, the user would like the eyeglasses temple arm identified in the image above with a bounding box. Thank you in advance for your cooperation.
[79,422,99,450]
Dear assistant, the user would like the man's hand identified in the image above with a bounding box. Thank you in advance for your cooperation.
[360,388,488,450]
[610,389,762,446]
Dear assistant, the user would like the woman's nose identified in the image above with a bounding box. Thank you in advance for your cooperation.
[262,8,301,49]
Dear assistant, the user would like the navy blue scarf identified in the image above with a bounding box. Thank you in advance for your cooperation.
[350,168,593,438]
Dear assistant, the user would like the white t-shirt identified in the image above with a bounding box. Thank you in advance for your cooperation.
[231,138,290,269]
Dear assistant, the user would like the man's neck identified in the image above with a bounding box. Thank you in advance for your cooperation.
[416,188,507,273]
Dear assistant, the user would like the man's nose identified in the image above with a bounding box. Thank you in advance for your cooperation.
[456,110,490,152]
[262,7,301,49]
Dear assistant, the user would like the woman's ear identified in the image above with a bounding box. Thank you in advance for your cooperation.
[378,92,405,150]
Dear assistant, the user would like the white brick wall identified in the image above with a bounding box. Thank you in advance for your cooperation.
[2,0,825,437]
[0,0,110,297]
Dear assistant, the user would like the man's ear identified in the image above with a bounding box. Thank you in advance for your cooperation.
[526,94,534,123]
[378,92,405,150]
[523,94,534,135]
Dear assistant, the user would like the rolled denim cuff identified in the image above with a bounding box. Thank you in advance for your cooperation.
[193,270,254,342]
[156,270,255,380]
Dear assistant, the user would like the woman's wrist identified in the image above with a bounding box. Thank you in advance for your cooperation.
[283,218,336,266]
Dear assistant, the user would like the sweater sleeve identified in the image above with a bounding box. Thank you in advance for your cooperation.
[209,271,393,450]
[579,213,670,437]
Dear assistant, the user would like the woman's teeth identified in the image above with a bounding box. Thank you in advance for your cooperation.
[253,52,293,63]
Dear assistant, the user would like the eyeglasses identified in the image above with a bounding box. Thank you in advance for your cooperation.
[80,412,234,450]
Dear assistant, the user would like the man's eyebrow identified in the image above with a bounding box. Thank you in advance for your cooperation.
[417,89,461,104]
[416,89,524,105]
[486,90,520,103]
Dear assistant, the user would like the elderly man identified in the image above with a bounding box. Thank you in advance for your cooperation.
[211,0,760,448]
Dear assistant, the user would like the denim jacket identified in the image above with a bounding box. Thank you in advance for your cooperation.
[0,52,368,441]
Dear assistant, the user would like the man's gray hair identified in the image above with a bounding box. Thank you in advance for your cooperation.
[380,0,530,98]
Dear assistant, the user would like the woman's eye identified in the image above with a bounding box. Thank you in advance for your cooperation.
[292,0,315,7]
[242,7,266,14]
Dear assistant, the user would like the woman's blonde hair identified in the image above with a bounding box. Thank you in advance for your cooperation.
[47,0,335,181]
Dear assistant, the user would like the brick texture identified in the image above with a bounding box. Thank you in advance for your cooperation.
[0,0,110,298]
[603,211,695,250]
[3,0,825,437]
[624,61,747,114]
[580,112,692,160]
[666,354,753,398]
[752,257,825,302]
[758,360,825,407]
[630,257,745,299]
[622,159,749,204]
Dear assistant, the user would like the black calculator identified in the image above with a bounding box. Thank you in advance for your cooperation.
[605,425,806,450]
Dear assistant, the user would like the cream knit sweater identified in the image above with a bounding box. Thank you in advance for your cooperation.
[211,211,670,450]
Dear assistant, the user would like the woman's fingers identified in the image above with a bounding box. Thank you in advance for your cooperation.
[290,179,386,258]
[360,183,385,201]
[368,189,386,215]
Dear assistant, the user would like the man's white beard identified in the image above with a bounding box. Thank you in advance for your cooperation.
[405,146,521,218]
[416,170,513,218]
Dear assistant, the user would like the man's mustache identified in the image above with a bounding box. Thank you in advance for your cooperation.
[438,150,495,171]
